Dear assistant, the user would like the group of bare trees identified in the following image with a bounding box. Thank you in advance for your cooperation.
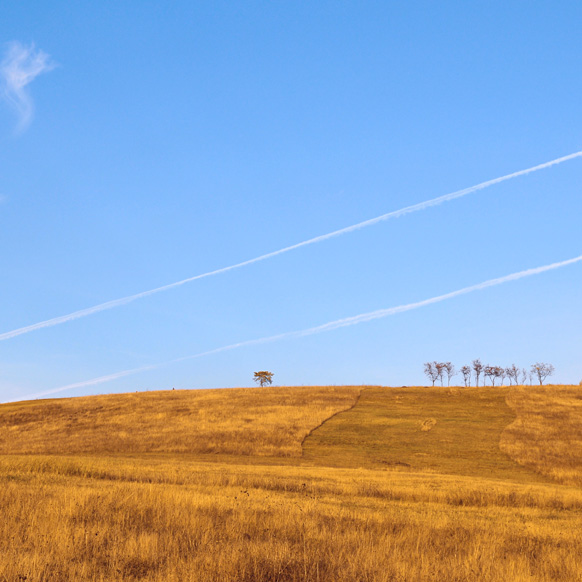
[424,360,554,387]
[423,362,456,386]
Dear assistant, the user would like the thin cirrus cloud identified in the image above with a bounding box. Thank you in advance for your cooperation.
[16,253,582,402]
[1,150,581,342]
[0,41,56,132]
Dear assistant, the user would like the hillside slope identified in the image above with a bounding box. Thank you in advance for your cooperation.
[2,384,580,484]
[303,386,544,482]
[1,385,582,580]
[0,386,361,457]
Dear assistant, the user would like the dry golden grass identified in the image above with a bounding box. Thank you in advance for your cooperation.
[1,455,582,582]
[501,385,582,486]
[1,384,582,581]
[0,386,361,457]
[303,386,543,482]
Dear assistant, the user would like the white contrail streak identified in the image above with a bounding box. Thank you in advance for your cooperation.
[17,253,582,402]
[1,151,581,343]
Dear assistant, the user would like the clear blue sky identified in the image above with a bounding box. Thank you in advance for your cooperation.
[1,1,581,401]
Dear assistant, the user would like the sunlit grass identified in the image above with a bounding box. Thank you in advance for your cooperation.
[1,456,582,582]
[0,385,361,457]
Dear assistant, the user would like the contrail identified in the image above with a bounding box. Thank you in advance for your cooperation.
[1,151,581,343]
[16,253,581,402]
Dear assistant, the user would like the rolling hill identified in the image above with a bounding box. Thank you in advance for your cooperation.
[1,384,581,581]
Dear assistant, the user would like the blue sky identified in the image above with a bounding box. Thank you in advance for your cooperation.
[1,1,581,401]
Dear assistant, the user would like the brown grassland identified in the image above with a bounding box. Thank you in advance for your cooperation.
[0,386,361,457]
[501,385,582,487]
[0,384,581,581]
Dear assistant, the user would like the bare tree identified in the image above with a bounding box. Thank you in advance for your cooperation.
[520,368,528,385]
[531,363,555,386]
[460,365,472,387]
[472,359,483,387]
[484,365,504,387]
[253,371,274,387]
[435,362,446,386]
[424,362,439,386]
[484,365,493,386]
[505,366,513,385]
[497,366,507,386]
[506,364,520,386]
[443,362,456,386]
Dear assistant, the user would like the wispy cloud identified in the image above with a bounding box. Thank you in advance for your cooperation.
[1,150,580,342]
[16,253,582,402]
[1,41,56,132]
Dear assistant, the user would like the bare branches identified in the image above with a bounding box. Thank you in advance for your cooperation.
[472,359,483,387]
[423,360,555,387]
[424,362,453,386]
[483,366,505,386]
[484,365,495,387]
[423,362,440,387]
[506,364,520,386]
[435,363,446,386]
[443,362,456,386]
[531,363,555,386]
[460,366,472,387]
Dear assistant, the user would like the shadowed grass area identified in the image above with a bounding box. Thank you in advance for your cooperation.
[303,386,545,482]
[502,385,582,486]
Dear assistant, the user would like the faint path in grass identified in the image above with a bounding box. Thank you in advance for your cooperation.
[300,385,368,452]
[302,386,548,482]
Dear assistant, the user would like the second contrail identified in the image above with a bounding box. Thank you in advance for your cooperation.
[1,150,581,342]
[16,253,582,402]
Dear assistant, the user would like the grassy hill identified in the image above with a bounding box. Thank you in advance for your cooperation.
[0,385,361,457]
[303,386,539,480]
[1,384,581,581]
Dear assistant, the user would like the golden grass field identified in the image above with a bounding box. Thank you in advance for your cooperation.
[1,384,581,581]
[0,386,361,457]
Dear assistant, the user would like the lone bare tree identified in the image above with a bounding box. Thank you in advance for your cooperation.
[253,371,274,387]
[460,365,472,387]
[424,362,439,386]
[443,362,456,386]
[531,363,554,385]
[472,359,483,387]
